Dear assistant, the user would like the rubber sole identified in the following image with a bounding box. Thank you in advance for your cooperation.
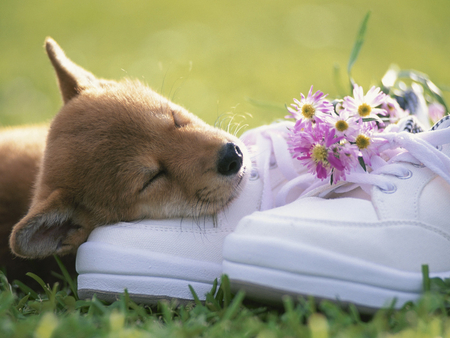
[224,260,425,311]
[221,233,447,311]
[78,274,214,305]
[76,241,221,304]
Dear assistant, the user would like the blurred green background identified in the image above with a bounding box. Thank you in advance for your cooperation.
[1,0,449,131]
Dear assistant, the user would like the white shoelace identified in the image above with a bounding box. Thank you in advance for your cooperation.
[241,122,314,210]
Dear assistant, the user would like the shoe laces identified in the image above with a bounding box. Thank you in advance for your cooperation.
[241,122,315,210]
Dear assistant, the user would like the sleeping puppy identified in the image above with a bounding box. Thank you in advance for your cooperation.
[1,38,248,283]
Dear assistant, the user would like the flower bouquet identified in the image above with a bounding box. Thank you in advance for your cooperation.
[285,12,448,185]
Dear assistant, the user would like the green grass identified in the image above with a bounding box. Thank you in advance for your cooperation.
[2,262,450,338]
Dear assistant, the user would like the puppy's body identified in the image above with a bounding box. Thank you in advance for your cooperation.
[1,39,247,281]
[0,126,46,231]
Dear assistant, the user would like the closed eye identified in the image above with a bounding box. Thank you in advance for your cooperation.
[140,170,165,193]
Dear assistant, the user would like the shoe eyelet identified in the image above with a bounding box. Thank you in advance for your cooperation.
[249,168,259,181]
[397,169,412,180]
[377,183,397,194]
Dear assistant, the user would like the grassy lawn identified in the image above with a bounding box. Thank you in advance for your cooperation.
[1,265,450,338]
[2,0,450,336]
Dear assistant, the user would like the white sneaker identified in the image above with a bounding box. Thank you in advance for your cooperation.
[223,115,450,311]
[76,122,313,303]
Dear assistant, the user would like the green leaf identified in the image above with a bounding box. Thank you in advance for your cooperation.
[347,11,371,76]
[361,117,379,123]
[62,296,77,312]
[429,276,450,294]
[358,156,366,171]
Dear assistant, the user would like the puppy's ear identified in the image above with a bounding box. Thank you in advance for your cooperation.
[45,37,99,103]
[9,189,83,258]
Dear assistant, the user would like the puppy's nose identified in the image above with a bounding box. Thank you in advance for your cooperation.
[217,142,243,176]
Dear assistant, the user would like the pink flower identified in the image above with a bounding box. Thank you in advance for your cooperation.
[331,142,360,182]
[287,86,334,127]
[289,123,344,181]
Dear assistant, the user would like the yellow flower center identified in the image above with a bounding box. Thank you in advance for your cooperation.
[302,104,316,119]
[335,120,349,132]
[358,103,372,117]
[311,144,328,164]
[355,134,370,150]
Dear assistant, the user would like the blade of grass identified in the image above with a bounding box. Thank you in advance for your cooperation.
[53,255,78,300]
[222,290,245,321]
[209,278,218,297]
[422,264,431,292]
[188,285,203,306]
[347,11,371,81]
[25,273,52,299]
[16,294,30,311]
[159,300,174,323]
[246,97,287,114]
[220,274,232,308]
[90,296,107,316]
[333,63,348,97]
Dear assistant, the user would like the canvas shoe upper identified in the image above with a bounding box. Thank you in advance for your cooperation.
[223,115,450,311]
[76,121,314,303]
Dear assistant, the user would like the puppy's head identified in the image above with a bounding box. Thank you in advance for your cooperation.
[10,38,249,258]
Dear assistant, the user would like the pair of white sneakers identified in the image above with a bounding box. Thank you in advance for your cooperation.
[76,115,450,311]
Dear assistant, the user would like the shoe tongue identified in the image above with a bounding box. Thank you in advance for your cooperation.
[431,115,450,131]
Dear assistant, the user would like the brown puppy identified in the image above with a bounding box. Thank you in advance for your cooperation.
[2,38,247,282]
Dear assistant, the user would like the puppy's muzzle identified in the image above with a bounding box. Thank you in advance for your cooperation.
[217,142,243,176]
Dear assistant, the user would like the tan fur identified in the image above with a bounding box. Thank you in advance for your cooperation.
[3,38,247,274]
